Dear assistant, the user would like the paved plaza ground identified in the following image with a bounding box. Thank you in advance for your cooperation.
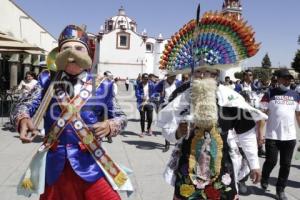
[0,85,299,200]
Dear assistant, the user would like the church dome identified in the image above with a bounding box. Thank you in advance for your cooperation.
[104,6,137,32]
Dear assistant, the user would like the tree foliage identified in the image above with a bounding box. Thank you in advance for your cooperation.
[291,49,300,73]
[253,68,272,82]
[235,68,272,82]
[261,53,272,68]
[234,71,243,80]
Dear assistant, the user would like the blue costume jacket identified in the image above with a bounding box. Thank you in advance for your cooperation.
[135,81,156,111]
[12,70,127,186]
[235,81,259,93]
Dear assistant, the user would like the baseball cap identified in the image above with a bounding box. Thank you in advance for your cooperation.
[275,69,293,79]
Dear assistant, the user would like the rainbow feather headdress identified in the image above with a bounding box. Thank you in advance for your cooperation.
[159,11,260,74]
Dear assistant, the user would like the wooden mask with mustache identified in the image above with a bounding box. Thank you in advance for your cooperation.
[55,48,92,71]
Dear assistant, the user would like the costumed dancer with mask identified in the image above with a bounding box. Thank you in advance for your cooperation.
[12,25,132,200]
[157,9,266,200]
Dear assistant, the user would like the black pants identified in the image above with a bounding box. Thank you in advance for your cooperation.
[140,104,153,132]
[262,139,296,192]
[125,84,129,91]
[165,139,170,147]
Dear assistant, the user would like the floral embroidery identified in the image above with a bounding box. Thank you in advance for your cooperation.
[204,185,221,200]
[179,184,195,198]
[196,180,209,189]
[221,173,231,186]
[174,126,235,199]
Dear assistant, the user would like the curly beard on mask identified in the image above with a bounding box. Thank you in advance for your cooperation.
[55,48,92,71]
[191,78,218,130]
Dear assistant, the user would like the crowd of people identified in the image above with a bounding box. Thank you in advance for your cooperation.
[131,68,299,200]
[8,24,299,200]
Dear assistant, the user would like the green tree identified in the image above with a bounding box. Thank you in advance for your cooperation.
[291,50,300,73]
[234,67,272,82]
[234,71,243,80]
[253,68,272,82]
[261,53,272,68]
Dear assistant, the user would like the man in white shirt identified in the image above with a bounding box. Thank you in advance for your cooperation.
[259,69,300,200]
[155,74,181,152]
[237,70,266,157]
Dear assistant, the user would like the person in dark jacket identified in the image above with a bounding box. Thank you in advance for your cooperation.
[135,73,156,136]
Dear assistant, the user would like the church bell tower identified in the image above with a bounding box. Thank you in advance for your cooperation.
[222,0,242,20]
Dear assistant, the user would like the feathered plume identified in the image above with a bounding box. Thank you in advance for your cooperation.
[160,11,260,73]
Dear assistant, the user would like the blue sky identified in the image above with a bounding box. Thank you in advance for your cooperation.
[14,0,300,68]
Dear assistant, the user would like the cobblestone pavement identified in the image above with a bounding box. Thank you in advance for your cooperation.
[0,84,299,200]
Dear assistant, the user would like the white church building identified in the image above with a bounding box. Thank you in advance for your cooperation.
[0,0,247,87]
[92,3,245,81]
[92,7,168,79]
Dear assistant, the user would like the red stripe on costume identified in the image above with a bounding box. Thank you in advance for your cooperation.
[40,162,120,200]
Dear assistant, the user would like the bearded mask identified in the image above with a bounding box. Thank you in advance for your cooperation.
[54,24,92,71]
[191,78,218,130]
[55,48,92,71]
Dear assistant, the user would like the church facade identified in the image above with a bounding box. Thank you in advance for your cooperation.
[93,1,245,80]
[91,7,168,79]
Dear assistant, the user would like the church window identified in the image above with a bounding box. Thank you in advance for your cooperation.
[120,36,127,46]
[116,32,130,49]
[108,20,113,31]
[146,43,153,53]
[40,54,46,62]
[232,1,238,8]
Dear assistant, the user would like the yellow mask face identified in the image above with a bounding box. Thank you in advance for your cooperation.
[55,48,92,71]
